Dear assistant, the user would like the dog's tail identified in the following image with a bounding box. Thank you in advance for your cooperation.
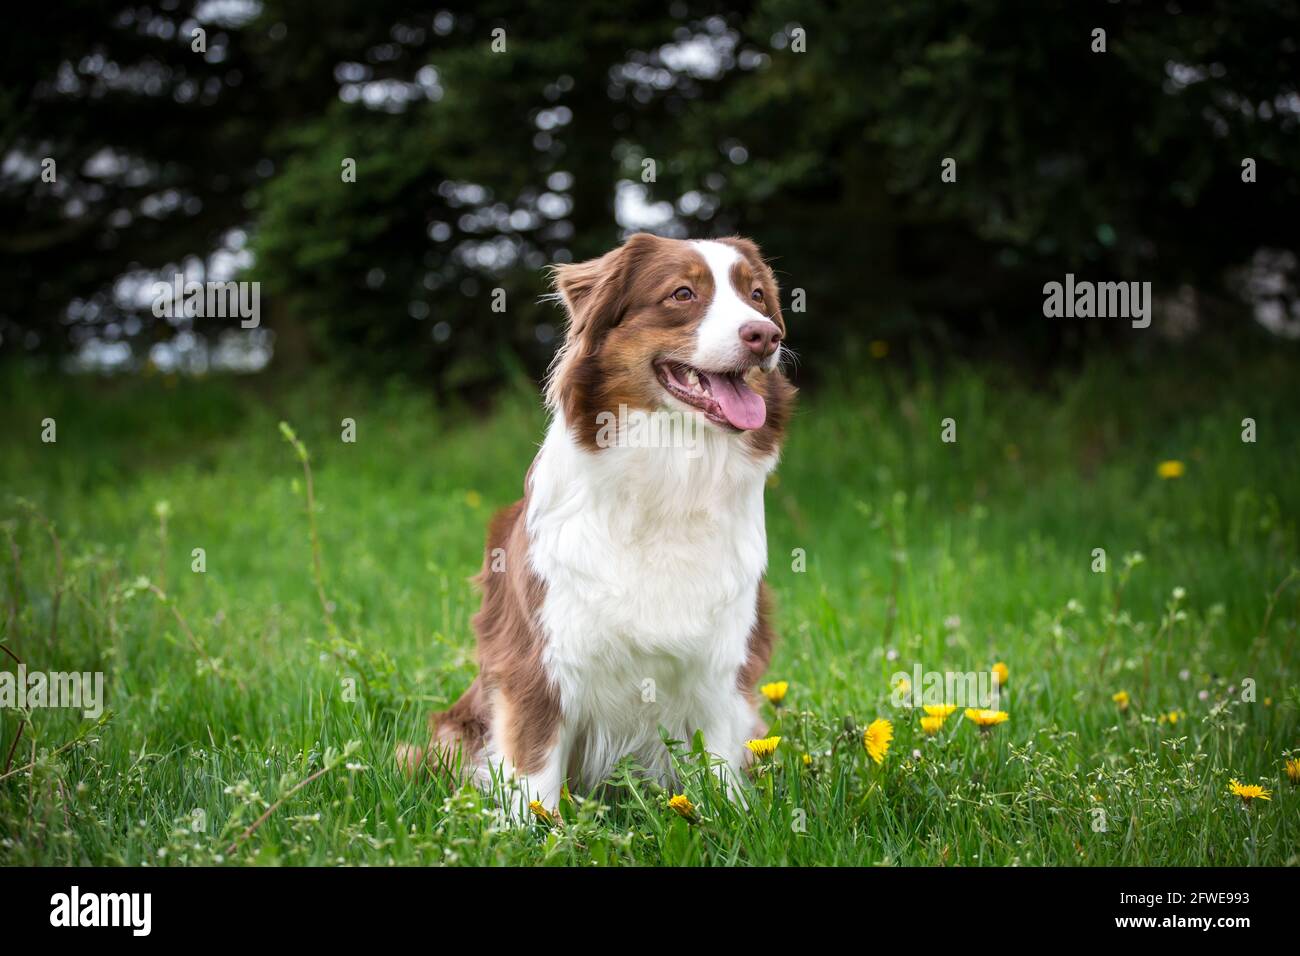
[397,678,489,781]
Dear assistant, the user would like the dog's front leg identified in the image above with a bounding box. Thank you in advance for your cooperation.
[698,695,759,804]
[510,742,569,820]
[488,706,571,824]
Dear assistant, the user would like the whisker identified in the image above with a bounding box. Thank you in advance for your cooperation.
[777,345,801,374]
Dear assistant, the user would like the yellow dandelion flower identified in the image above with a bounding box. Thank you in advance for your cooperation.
[746,736,781,759]
[801,752,813,767]
[1227,779,1272,805]
[1112,690,1130,711]
[1285,758,1300,785]
[1157,460,1186,479]
[667,794,696,820]
[863,718,893,765]
[760,681,789,706]
[529,800,554,824]
[965,708,1010,729]
[922,704,958,719]
[465,489,483,508]
[991,662,1009,687]
[1157,710,1184,726]
[920,715,946,736]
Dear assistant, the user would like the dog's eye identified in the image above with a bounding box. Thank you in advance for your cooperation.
[751,288,764,303]
[671,286,695,302]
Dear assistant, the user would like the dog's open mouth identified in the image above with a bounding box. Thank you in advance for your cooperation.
[654,360,767,431]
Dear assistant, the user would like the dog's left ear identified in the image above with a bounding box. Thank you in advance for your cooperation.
[545,233,660,415]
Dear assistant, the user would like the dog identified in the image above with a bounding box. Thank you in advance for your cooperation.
[398,233,795,814]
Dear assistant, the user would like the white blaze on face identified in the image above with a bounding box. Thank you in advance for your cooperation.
[690,240,780,371]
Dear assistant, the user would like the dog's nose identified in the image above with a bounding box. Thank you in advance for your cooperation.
[739,320,781,358]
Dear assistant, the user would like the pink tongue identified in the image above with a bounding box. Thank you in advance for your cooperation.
[706,372,767,430]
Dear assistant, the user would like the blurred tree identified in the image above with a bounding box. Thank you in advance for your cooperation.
[0,0,276,362]
[2,0,1297,381]
[249,0,700,385]
[656,0,1300,361]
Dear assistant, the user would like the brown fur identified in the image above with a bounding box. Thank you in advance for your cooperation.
[739,583,778,703]
[403,478,561,779]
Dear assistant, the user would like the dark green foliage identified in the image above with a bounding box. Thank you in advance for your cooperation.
[3,1,1298,382]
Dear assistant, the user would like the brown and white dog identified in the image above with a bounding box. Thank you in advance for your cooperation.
[399,233,795,814]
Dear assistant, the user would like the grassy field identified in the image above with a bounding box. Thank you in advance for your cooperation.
[1,346,1298,866]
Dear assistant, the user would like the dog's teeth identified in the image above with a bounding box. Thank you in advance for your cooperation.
[686,369,699,386]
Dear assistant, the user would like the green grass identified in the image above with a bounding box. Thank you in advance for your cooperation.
[1,347,1298,866]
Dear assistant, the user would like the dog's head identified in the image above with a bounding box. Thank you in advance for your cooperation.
[547,233,794,454]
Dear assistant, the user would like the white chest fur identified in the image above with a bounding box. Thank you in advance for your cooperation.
[524,414,776,786]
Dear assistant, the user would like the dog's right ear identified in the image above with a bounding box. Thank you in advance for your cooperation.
[551,250,623,341]
[551,232,662,339]
[545,234,659,416]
